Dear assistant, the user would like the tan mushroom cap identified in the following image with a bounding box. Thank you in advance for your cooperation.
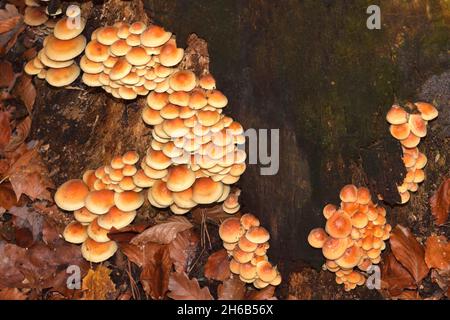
[140,25,172,47]
[189,90,208,109]
[122,151,139,165]
[169,70,197,92]
[39,50,74,68]
[24,60,41,75]
[146,149,172,170]
[307,228,328,248]
[147,91,169,110]
[356,187,371,205]
[256,261,277,283]
[197,110,221,127]
[162,118,190,138]
[335,245,364,269]
[84,39,109,62]
[24,7,48,26]
[386,105,408,125]
[81,238,118,263]
[322,237,348,260]
[97,206,136,230]
[85,189,115,214]
[389,123,410,140]
[45,35,86,61]
[96,26,119,45]
[239,263,257,280]
[63,221,88,244]
[325,211,352,239]
[82,73,102,87]
[80,55,104,74]
[219,217,244,243]
[114,191,144,212]
[415,152,427,169]
[74,207,98,224]
[339,184,358,203]
[110,58,132,80]
[229,258,240,274]
[400,133,420,148]
[160,40,184,67]
[239,213,260,230]
[246,226,270,244]
[150,180,174,207]
[238,235,258,252]
[45,63,80,87]
[233,247,254,264]
[323,203,337,219]
[110,39,131,56]
[207,90,228,109]
[118,86,137,100]
[126,46,151,65]
[55,179,89,211]
[129,21,147,35]
[172,187,197,209]
[54,17,86,40]
[414,102,438,121]
[166,165,196,192]
[408,114,427,138]
[351,211,369,229]
[87,218,111,243]
[199,73,216,90]
[192,177,223,204]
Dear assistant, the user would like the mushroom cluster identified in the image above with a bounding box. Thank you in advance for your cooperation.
[54,151,145,263]
[386,102,439,204]
[24,0,63,27]
[219,214,282,289]
[308,185,391,291]
[24,12,86,87]
[80,21,184,99]
[141,71,247,214]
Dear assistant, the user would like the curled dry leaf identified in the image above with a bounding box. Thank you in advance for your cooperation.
[9,206,43,241]
[246,285,276,300]
[0,4,23,55]
[131,216,193,245]
[12,75,36,114]
[217,276,246,300]
[425,235,450,273]
[6,145,54,201]
[0,287,28,300]
[0,111,11,150]
[169,229,199,274]
[0,182,17,210]
[204,249,231,282]
[381,253,416,296]
[389,225,430,283]
[107,223,148,244]
[430,178,450,226]
[5,116,32,153]
[168,272,213,300]
[0,60,14,88]
[82,265,116,300]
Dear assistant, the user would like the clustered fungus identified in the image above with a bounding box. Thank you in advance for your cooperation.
[386,102,438,204]
[24,10,86,87]
[55,151,145,263]
[24,0,63,27]
[219,214,282,288]
[139,71,247,215]
[308,185,391,291]
[80,22,184,99]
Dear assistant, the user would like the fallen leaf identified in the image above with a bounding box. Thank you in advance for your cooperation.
[217,276,246,300]
[22,47,37,61]
[204,249,231,281]
[6,145,54,201]
[9,206,44,241]
[14,227,33,248]
[192,205,240,225]
[5,116,32,153]
[0,287,28,300]
[392,290,421,300]
[140,244,172,299]
[32,202,72,227]
[169,229,199,273]
[0,111,11,150]
[82,265,116,300]
[12,75,36,114]
[246,285,275,300]
[107,223,148,243]
[425,235,450,272]
[381,253,416,296]
[0,4,20,33]
[131,216,193,245]
[167,272,213,300]
[0,60,14,88]
[430,178,450,225]
[0,182,17,210]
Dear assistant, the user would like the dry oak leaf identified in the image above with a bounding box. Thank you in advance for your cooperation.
[82,265,116,300]
[140,244,172,300]
[381,253,416,297]
[204,249,231,282]
[430,178,450,226]
[0,287,28,300]
[131,216,193,245]
[217,276,246,300]
[6,145,54,201]
[0,111,11,150]
[12,75,36,114]
[390,225,430,283]
[425,235,450,273]
[169,228,199,274]
[167,272,213,300]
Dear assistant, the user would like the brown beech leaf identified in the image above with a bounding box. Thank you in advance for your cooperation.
[82,265,116,300]
[430,178,450,225]
[246,285,276,300]
[12,75,36,114]
[390,225,429,283]
[0,182,17,210]
[0,111,11,150]
[0,4,21,33]
[107,223,148,243]
[0,287,28,300]
[5,116,31,153]
[6,145,54,201]
[131,216,193,245]
[168,272,213,300]
[169,229,199,273]
[9,206,43,241]
[425,235,450,272]
[0,60,14,88]
[204,249,231,281]
[140,244,172,300]
[217,276,246,300]
[381,253,416,296]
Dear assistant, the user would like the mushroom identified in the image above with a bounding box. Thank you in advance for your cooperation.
[54,179,90,211]
[81,238,118,263]
[63,221,88,244]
